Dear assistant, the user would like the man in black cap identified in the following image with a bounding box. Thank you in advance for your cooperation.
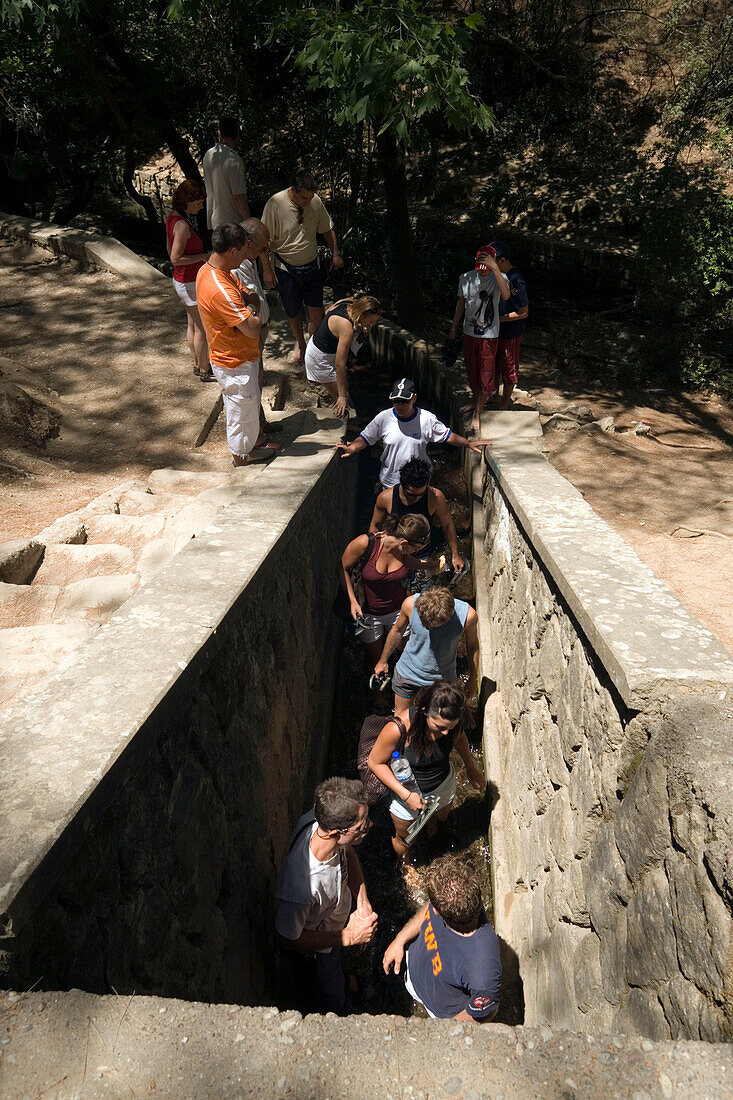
[493,240,529,410]
[337,378,489,490]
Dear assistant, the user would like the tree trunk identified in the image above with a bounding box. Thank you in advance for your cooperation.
[376,129,424,330]
[162,124,204,189]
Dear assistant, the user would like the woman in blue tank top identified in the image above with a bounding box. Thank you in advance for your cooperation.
[367,682,486,857]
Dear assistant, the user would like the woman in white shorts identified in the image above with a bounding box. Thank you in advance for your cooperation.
[165,181,212,380]
[338,513,431,672]
[304,294,380,416]
[367,682,486,858]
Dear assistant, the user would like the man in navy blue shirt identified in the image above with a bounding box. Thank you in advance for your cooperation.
[383,855,501,1021]
[492,240,529,410]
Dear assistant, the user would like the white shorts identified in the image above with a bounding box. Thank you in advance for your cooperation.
[354,608,409,646]
[405,958,436,1018]
[304,341,337,384]
[173,279,197,308]
[389,763,456,822]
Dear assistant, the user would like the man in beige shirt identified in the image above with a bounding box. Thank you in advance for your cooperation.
[203,116,250,230]
[261,170,343,363]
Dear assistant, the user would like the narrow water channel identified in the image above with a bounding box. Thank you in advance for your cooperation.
[323,361,521,1024]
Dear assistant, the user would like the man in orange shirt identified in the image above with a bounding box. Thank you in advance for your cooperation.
[196,223,264,466]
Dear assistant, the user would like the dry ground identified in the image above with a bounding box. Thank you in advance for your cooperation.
[518,342,733,654]
[0,239,312,542]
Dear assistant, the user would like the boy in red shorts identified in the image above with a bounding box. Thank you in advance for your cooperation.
[449,245,510,432]
[492,240,529,410]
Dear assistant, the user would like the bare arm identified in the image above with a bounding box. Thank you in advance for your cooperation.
[432,489,463,570]
[331,317,354,417]
[382,902,429,974]
[486,259,511,301]
[374,597,413,674]
[275,912,375,953]
[323,227,343,268]
[233,193,251,221]
[337,534,370,619]
[369,490,390,534]
[367,720,423,810]
[449,296,465,339]
[235,313,261,338]
[447,432,492,454]
[345,846,372,915]
[464,608,480,701]
[453,729,486,792]
[337,436,368,458]
[168,221,208,267]
[500,305,529,323]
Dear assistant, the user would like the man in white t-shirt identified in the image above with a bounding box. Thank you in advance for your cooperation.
[234,218,282,444]
[203,116,250,230]
[337,378,491,489]
[275,777,377,1015]
[449,245,510,431]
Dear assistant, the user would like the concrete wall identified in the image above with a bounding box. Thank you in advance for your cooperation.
[0,413,355,1003]
[478,440,733,1042]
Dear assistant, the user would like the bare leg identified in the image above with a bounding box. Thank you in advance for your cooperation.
[288,313,307,363]
[307,304,325,340]
[363,636,383,675]
[184,307,197,372]
[499,381,515,410]
[393,693,410,720]
[187,304,210,377]
[391,813,412,858]
[471,392,487,433]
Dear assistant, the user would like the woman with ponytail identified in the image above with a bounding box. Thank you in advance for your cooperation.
[305,293,381,416]
[368,681,485,858]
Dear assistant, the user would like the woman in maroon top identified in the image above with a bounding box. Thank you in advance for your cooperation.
[165,180,212,381]
[338,513,432,669]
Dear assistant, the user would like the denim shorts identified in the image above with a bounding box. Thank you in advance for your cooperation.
[275,261,323,318]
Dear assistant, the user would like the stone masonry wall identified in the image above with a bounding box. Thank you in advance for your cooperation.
[482,469,733,1042]
[0,420,355,1004]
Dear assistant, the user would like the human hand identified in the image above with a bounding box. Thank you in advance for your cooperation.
[405,791,425,812]
[449,327,457,340]
[357,891,374,918]
[263,267,277,289]
[382,939,405,975]
[468,440,489,454]
[350,600,364,621]
[332,253,344,269]
[337,442,353,458]
[335,393,349,418]
[374,659,389,679]
[452,554,465,572]
[344,908,378,947]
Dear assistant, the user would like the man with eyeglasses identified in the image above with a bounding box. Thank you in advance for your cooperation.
[370,457,464,572]
[260,170,342,365]
[338,378,491,490]
[275,777,377,1015]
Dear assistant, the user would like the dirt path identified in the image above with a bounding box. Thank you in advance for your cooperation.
[0,239,314,541]
[517,342,733,654]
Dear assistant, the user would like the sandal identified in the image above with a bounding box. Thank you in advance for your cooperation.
[199,371,217,383]
[255,437,283,452]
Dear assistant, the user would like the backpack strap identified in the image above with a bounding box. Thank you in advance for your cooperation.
[288,810,316,852]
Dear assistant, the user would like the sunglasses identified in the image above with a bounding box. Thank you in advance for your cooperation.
[392,398,412,406]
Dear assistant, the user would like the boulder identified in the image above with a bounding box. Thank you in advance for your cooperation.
[0,379,60,447]
[0,539,44,583]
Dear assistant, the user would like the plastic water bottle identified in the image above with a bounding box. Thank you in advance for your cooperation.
[391,751,417,792]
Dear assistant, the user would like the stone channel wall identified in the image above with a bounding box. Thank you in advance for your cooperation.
[480,444,733,1042]
[0,414,355,1004]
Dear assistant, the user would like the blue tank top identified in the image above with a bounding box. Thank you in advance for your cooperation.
[395,597,469,686]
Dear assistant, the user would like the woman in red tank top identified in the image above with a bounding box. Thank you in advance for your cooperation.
[165,180,212,380]
[337,513,433,670]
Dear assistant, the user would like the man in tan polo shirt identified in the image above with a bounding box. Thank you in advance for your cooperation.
[261,170,343,364]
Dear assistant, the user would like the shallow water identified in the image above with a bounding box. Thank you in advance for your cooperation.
[324,364,516,1021]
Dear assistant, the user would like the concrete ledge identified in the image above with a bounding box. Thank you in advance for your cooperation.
[0,212,168,285]
[485,438,733,706]
[1,991,730,1099]
[0,410,347,933]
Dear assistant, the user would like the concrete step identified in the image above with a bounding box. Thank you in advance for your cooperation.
[0,991,728,1100]
[33,543,136,587]
[0,621,97,709]
[116,486,190,517]
[148,468,232,494]
[82,513,167,554]
[0,581,60,628]
[136,534,193,585]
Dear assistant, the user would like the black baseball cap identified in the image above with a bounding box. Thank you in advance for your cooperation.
[488,239,510,258]
[389,378,416,402]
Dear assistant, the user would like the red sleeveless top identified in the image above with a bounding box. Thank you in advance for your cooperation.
[361,534,407,615]
[165,212,205,283]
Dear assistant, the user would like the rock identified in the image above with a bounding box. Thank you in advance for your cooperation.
[573,932,603,1013]
[148,468,230,494]
[625,866,678,987]
[0,622,97,679]
[0,379,60,447]
[33,544,136,587]
[36,513,87,545]
[594,416,616,433]
[81,488,124,515]
[83,513,167,553]
[55,574,139,623]
[0,539,44,584]
[0,582,60,628]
